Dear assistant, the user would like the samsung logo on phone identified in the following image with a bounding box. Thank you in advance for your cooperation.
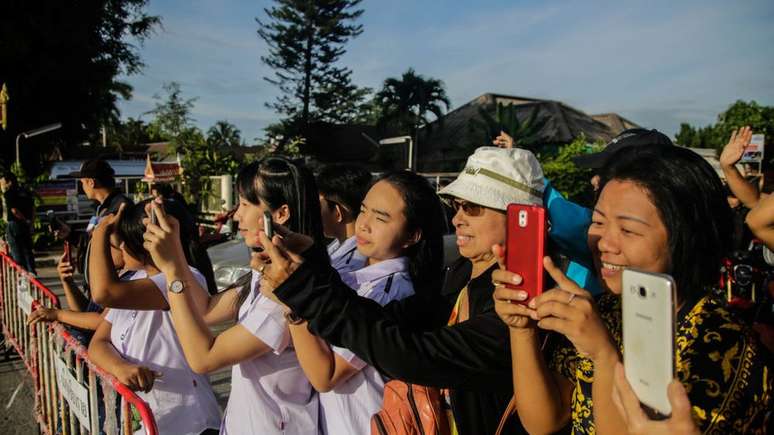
[635,313,653,322]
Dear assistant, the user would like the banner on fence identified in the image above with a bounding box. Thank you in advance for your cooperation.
[55,356,92,424]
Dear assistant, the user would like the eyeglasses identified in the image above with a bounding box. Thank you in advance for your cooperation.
[450,199,485,217]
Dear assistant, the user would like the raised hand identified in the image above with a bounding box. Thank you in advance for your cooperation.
[142,200,186,274]
[720,126,752,168]
[493,130,515,149]
[256,223,311,302]
[530,257,616,362]
[57,252,74,281]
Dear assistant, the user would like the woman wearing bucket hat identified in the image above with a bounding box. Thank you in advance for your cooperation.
[254,146,588,435]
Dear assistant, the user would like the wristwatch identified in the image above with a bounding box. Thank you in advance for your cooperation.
[168,279,185,294]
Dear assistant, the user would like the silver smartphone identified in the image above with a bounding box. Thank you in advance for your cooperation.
[263,211,274,239]
[622,268,676,416]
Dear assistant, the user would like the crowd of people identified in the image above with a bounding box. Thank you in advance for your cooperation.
[14,125,774,435]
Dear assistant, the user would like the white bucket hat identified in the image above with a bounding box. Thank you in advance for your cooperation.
[439,146,544,210]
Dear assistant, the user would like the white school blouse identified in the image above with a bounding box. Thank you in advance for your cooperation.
[104,267,221,435]
[328,236,367,275]
[221,270,318,434]
[320,256,414,435]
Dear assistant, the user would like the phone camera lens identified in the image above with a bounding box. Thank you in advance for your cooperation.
[638,286,647,298]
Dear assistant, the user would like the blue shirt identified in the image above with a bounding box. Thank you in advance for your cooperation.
[543,181,602,295]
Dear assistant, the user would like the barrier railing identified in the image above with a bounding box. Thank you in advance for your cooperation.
[0,252,158,435]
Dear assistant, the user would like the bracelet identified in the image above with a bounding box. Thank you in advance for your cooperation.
[284,311,305,325]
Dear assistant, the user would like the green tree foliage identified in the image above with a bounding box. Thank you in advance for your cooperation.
[0,1,159,173]
[540,135,603,206]
[207,121,242,148]
[257,0,371,135]
[675,101,774,162]
[375,68,450,135]
[146,82,198,141]
[470,103,549,153]
[106,117,162,152]
[144,83,239,207]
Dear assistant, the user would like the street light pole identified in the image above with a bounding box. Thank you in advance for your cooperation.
[378,135,413,170]
[15,122,62,166]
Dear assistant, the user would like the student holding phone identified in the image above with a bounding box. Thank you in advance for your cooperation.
[492,145,772,434]
[142,157,325,434]
[288,171,445,435]
[87,201,221,435]
[253,147,595,435]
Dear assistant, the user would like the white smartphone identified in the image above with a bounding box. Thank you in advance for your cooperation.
[262,211,274,239]
[622,268,676,416]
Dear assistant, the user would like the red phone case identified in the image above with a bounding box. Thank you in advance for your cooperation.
[505,204,546,303]
[64,241,73,265]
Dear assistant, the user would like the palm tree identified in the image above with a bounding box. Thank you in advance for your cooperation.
[374,68,450,169]
[470,102,549,153]
[206,120,242,148]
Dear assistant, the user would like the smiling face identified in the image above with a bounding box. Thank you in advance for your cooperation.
[588,179,671,294]
[233,194,288,248]
[355,180,416,264]
[450,199,507,263]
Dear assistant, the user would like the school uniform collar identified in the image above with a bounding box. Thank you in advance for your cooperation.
[331,236,358,258]
[327,238,341,255]
[347,256,409,286]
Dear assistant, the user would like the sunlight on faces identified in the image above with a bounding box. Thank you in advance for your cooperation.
[233,194,289,249]
[356,180,417,265]
[79,178,96,199]
[451,201,506,262]
[588,180,670,294]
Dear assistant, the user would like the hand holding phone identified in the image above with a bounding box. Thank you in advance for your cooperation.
[263,211,274,239]
[622,269,676,416]
[505,204,547,304]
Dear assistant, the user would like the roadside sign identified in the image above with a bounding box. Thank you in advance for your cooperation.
[55,357,91,424]
[741,134,765,164]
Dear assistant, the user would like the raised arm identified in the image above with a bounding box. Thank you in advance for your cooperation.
[747,194,774,249]
[28,307,103,331]
[720,127,760,208]
[57,252,90,311]
[143,202,271,373]
[88,216,168,310]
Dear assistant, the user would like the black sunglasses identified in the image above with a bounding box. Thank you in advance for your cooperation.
[450,199,485,217]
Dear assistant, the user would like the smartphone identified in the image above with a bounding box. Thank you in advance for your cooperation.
[150,205,158,226]
[263,211,274,239]
[63,241,73,266]
[505,204,546,303]
[622,269,676,416]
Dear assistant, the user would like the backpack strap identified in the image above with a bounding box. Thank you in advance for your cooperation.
[495,396,517,435]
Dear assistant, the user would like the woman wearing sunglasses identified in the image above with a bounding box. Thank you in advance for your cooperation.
[255,147,595,435]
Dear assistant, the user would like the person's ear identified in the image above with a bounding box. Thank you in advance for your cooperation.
[273,204,291,225]
[333,203,346,224]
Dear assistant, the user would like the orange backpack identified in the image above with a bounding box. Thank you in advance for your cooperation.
[370,381,450,435]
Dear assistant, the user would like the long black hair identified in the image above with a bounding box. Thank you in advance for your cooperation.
[117,198,218,293]
[232,157,325,305]
[598,145,733,304]
[373,171,447,296]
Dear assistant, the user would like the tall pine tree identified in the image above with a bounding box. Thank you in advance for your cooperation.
[257,0,370,135]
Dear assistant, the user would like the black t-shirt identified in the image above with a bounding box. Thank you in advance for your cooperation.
[96,190,132,218]
[3,186,34,222]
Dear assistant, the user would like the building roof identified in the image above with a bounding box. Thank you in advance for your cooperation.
[416,93,628,171]
[591,113,640,135]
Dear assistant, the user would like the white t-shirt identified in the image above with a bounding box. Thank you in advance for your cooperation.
[320,256,414,435]
[221,271,318,435]
[104,267,222,435]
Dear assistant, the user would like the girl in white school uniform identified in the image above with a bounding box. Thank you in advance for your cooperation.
[87,200,221,435]
[289,171,447,435]
[142,157,326,434]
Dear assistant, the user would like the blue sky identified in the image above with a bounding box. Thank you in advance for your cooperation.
[117,0,774,144]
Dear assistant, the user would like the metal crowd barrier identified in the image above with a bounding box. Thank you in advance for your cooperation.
[0,252,159,435]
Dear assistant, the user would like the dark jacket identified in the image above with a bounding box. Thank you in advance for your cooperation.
[274,246,526,435]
